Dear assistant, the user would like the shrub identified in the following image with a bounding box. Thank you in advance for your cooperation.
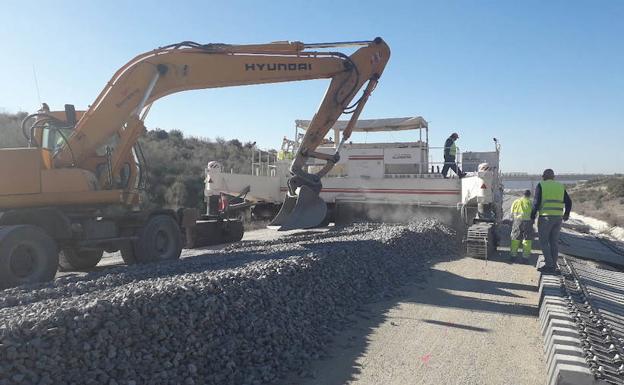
[0,112,28,148]
[0,112,261,211]
[607,178,624,198]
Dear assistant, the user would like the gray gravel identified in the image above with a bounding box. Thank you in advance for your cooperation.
[0,220,456,385]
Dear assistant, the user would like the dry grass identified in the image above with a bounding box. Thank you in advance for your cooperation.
[569,177,624,226]
[0,111,28,148]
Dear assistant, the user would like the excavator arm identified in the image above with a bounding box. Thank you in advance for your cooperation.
[51,38,390,229]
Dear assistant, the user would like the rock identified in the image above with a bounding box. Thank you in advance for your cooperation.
[0,220,456,384]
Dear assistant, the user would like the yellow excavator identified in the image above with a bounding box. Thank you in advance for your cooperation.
[0,38,390,288]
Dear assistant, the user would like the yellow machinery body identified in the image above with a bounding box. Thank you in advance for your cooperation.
[0,38,390,288]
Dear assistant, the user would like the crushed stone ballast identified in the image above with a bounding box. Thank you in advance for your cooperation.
[0,220,456,385]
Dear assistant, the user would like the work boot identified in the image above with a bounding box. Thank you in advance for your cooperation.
[522,240,532,258]
[537,265,558,274]
[520,240,531,264]
[510,240,520,261]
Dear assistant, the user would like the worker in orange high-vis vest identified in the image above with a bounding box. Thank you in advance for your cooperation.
[510,189,534,263]
[530,169,572,274]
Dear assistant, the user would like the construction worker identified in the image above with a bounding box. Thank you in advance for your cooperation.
[510,189,534,263]
[441,133,466,178]
[530,169,572,273]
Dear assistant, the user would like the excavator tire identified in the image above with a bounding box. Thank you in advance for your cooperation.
[222,220,244,243]
[0,225,58,289]
[125,215,182,264]
[58,248,104,271]
[120,245,138,265]
[119,227,138,264]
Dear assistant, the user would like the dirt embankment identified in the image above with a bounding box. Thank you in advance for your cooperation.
[568,177,624,227]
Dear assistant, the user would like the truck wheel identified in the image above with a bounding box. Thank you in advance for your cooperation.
[120,246,137,265]
[223,220,244,243]
[58,248,103,271]
[119,227,138,265]
[133,215,182,263]
[0,225,58,289]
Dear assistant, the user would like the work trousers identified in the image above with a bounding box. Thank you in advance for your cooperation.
[537,216,563,268]
[441,156,462,177]
[511,218,534,241]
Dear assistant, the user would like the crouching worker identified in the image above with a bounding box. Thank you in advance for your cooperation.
[510,189,534,263]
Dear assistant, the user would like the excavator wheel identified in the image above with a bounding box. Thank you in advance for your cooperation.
[119,228,139,265]
[58,248,104,271]
[122,215,182,264]
[222,220,244,243]
[0,225,58,289]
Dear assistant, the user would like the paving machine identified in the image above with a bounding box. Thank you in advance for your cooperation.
[0,38,390,288]
[206,118,503,258]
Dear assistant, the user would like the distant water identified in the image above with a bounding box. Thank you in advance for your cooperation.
[503,179,582,191]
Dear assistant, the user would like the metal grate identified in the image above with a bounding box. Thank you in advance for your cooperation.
[466,223,496,259]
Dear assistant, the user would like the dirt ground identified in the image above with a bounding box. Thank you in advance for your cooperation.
[278,195,548,385]
[60,203,548,385]
[287,249,545,385]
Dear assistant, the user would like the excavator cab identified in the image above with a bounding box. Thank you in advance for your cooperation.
[40,123,73,153]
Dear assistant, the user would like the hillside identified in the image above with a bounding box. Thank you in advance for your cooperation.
[569,176,624,227]
[0,112,259,211]
[0,111,28,148]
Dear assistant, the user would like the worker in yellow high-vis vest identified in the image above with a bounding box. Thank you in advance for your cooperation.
[530,169,572,273]
[510,189,534,263]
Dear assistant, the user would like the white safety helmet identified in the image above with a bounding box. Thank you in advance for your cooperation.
[207,161,223,172]
[478,163,492,172]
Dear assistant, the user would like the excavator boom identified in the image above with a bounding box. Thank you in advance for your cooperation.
[0,38,390,288]
[45,38,390,229]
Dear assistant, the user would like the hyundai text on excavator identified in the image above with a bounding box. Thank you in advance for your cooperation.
[0,38,390,288]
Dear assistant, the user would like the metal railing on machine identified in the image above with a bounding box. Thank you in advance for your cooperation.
[250,146,277,177]
[427,146,463,176]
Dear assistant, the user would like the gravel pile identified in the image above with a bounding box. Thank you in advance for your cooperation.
[0,220,457,385]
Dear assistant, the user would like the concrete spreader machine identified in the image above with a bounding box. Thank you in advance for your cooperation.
[206,117,504,257]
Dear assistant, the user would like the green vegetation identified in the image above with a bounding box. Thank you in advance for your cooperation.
[0,112,258,210]
[139,128,256,210]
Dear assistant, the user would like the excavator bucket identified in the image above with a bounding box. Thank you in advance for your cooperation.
[268,193,297,227]
[269,185,327,231]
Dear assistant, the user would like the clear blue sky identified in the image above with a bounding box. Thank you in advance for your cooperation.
[1,0,622,174]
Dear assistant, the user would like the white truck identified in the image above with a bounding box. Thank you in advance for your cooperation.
[206,117,503,258]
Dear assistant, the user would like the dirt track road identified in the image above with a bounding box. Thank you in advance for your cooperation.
[293,253,546,385]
